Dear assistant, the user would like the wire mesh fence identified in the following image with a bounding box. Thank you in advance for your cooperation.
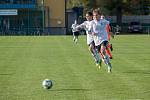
[0,26,149,36]
[111,26,150,35]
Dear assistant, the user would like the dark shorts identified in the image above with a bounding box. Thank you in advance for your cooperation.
[96,41,108,52]
[73,31,80,36]
[88,41,95,47]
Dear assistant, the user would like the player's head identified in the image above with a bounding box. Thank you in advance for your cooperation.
[100,15,105,19]
[93,8,101,21]
[85,11,93,21]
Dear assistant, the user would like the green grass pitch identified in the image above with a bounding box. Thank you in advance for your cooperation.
[0,35,150,100]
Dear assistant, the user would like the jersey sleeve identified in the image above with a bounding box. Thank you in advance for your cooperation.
[90,21,99,35]
[76,21,86,29]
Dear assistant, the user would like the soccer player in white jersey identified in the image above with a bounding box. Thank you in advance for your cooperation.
[101,15,114,59]
[71,20,80,44]
[90,9,112,73]
[76,11,102,68]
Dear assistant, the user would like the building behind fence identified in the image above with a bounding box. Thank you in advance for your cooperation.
[0,0,66,35]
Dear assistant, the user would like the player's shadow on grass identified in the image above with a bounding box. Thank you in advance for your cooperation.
[123,70,150,75]
[0,73,14,76]
[51,88,91,91]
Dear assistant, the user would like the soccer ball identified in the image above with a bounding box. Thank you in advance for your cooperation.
[42,79,53,89]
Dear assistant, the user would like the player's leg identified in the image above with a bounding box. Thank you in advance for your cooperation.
[89,42,102,68]
[97,45,106,65]
[74,32,79,44]
[94,45,102,68]
[107,42,113,51]
[110,43,113,51]
[73,32,76,42]
[75,35,78,43]
[100,41,112,73]
[106,45,113,59]
[89,44,96,61]
[89,42,98,63]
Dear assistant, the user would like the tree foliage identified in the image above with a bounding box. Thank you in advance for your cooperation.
[66,0,149,25]
[67,0,149,15]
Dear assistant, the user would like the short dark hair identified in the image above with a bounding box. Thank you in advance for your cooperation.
[86,11,93,16]
[92,8,101,15]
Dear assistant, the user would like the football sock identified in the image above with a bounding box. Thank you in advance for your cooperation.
[95,50,102,64]
[106,49,112,59]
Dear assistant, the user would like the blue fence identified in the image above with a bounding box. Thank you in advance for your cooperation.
[0,0,36,4]
[0,0,36,9]
[0,4,36,9]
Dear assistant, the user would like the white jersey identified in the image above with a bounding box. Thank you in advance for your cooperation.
[90,19,109,46]
[71,23,79,32]
[77,21,94,45]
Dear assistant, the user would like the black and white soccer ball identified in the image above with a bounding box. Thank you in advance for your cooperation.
[42,79,53,89]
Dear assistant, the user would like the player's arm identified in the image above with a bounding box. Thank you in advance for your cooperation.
[91,23,99,35]
[108,25,115,39]
[76,22,86,30]
[108,32,114,38]
[106,21,114,39]
[71,24,74,29]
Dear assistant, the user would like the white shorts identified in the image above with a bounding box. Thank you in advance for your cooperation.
[87,34,94,45]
